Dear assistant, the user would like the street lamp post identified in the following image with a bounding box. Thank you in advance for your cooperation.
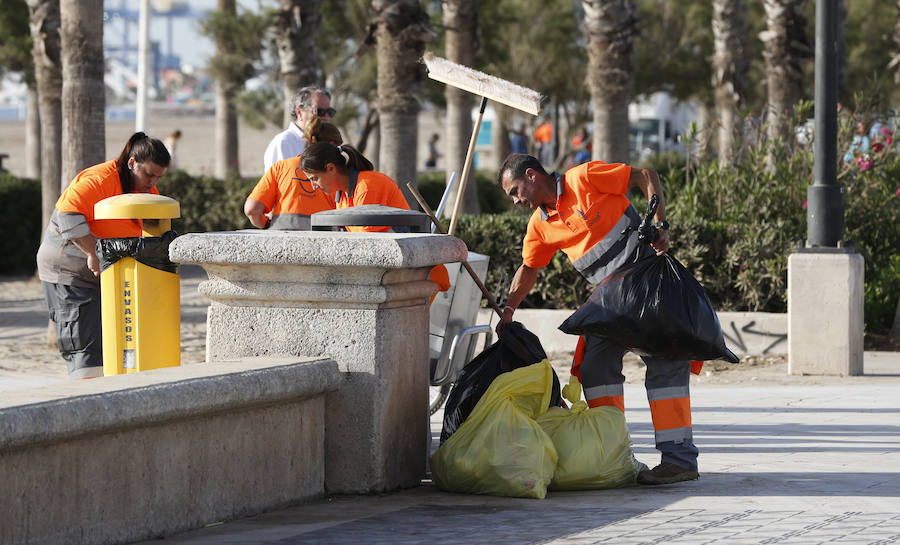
[787,0,864,377]
[807,0,842,247]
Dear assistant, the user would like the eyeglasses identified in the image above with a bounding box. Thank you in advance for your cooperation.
[316,107,337,118]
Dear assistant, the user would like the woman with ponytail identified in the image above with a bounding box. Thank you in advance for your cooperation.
[300,141,451,296]
[299,142,409,229]
[244,118,341,230]
[36,132,170,379]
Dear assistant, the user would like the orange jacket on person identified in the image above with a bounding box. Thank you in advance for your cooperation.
[521,160,634,283]
[249,156,336,230]
[56,159,159,239]
[535,122,553,144]
[335,170,451,294]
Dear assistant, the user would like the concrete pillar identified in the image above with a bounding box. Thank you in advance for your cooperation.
[169,230,467,494]
[788,250,864,375]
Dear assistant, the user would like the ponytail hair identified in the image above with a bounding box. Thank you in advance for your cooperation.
[116,132,171,193]
[304,118,343,146]
[301,142,374,174]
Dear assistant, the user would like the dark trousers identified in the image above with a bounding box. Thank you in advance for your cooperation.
[575,334,699,471]
[42,282,103,378]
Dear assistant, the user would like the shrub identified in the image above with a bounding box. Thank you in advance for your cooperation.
[416,170,512,214]
[156,170,253,233]
[0,174,41,275]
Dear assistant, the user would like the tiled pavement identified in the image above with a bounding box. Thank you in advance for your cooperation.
[133,353,900,545]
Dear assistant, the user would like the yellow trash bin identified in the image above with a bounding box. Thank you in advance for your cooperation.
[94,194,181,375]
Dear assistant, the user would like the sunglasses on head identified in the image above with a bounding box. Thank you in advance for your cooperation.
[316,107,337,118]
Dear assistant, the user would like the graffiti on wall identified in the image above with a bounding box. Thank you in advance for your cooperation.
[723,320,787,355]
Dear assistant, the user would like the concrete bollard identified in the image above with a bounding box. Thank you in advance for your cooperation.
[170,230,467,494]
[788,249,864,376]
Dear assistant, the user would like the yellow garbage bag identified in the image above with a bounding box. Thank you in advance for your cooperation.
[536,375,643,490]
[430,360,558,499]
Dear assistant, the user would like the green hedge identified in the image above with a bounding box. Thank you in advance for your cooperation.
[156,170,255,233]
[0,174,42,275]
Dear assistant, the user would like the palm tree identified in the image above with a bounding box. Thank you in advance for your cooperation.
[370,0,432,205]
[59,0,104,187]
[582,0,637,163]
[441,0,480,216]
[711,0,748,166]
[214,0,239,179]
[27,0,61,226]
[202,1,268,178]
[273,0,323,127]
[761,0,810,167]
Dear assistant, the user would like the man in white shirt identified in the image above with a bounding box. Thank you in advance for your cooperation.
[263,86,335,170]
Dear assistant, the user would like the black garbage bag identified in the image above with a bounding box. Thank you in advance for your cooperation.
[440,321,563,444]
[559,253,739,364]
[97,230,179,273]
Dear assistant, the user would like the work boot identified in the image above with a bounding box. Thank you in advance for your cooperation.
[637,462,699,485]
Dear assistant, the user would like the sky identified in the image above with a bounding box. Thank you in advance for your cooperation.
[103,0,262,71]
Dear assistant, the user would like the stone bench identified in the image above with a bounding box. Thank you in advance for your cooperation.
[0,356,341,545]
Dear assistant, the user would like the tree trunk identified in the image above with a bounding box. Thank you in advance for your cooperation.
[28,0,63,230]
[372,0,431,207]
[892,1,900,84]
[441,0,479,217]
[25,88,42,179]
[60,0,104,186]
[712,0,748,166]
[274,0,323,127]
[215,0,240,179]
[583,0,636,163]
[761,0,810,170]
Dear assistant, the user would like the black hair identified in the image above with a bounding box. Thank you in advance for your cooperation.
[496,153,547,187]
[116,132,171,193]
[300,142,374,174]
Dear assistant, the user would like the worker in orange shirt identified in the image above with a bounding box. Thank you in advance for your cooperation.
[244,118,341,230]
[534,115,554,166]
[495,153,698,486]
[300,142,451,297]
[36,132,171,379]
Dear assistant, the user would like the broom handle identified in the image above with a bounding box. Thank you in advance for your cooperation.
[407,182,504,318]
[448,96,488,236]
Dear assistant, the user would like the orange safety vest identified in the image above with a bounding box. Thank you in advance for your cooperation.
[535,123,553,144]
[248,155,336,229]
[335,170,450,294]
[56,159,159,239]
[521,161,644,285]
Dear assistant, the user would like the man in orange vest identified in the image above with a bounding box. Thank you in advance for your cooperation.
[495,153,698,486]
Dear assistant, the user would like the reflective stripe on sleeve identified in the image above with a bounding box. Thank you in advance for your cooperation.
[56,211,91,240]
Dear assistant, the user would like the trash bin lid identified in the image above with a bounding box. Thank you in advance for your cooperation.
[95,193,180,220]
[311,205,431,231]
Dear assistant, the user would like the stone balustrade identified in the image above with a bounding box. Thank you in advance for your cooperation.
[170,229,468,493]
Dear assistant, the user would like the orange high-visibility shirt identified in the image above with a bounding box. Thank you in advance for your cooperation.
[535,123,553,144]
[336,170,410,233]
[248,155,336,229]
[521,161,633,278]
[56,159,159,239]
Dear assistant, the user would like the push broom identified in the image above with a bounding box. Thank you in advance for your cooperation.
[422,52,543,235]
